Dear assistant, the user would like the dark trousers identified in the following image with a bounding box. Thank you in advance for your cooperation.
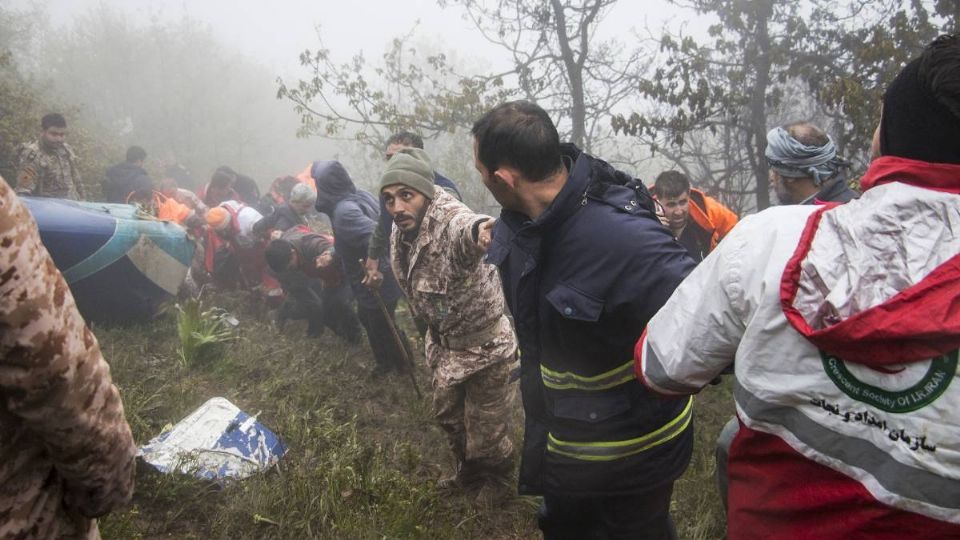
[538,483,677,540]
[320,285,362,344]
[356,300,413,371]
[279,282,361,344]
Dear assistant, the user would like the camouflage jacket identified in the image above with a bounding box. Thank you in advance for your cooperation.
[390,187,517,387]
[15,140,84,200]
[0,177,136,539]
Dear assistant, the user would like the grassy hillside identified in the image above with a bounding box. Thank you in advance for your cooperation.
[95,292,733,539]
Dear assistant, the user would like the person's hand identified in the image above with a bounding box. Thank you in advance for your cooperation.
[270,230,283,241]
[478,219,496,251]
[315,250,334,269]
[361,257,383,289]
[654,201,669,228]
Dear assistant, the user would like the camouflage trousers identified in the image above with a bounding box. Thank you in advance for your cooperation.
[432,360,515,482]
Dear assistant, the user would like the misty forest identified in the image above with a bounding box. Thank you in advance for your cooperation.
[1,0,957,538]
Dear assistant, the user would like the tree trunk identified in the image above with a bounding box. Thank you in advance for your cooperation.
[550,0,589,149]
[747,1,773,210]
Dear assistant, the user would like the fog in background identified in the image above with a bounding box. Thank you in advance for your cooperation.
[5,0,947,213]
[4,0,684,202]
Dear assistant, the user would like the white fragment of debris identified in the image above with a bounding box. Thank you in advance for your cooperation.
[138,397,286,482]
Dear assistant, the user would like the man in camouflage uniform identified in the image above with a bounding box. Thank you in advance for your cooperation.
[0,175,136,538]
[367,148,516,499]
[15,113,85,200]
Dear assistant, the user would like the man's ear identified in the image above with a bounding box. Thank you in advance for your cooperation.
[494,167,519,190]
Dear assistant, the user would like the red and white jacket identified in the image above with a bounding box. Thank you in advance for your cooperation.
[637,156,960,539]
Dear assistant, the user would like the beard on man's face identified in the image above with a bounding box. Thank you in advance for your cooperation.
[774,183,795,205]
[393,212,415,230]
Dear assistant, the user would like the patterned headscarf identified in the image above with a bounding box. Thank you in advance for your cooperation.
[765,127,848,186]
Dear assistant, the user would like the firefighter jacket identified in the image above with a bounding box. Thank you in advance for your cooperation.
[486,144,696,496]
[638,156,960,538]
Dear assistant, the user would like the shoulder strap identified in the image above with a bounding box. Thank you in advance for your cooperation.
[220,203,243,235]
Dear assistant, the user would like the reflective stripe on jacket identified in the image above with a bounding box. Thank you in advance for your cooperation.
[639,157,960,536]
[487,144,696,496]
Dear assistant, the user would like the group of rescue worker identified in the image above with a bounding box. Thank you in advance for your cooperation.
[3,32,960,540]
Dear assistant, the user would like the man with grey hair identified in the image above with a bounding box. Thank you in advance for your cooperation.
[766,122,858,205]
[253,182,332,237]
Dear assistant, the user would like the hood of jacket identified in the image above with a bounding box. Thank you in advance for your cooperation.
[493,144,657,242]
[780,156,960,365]
[311,160,357,214]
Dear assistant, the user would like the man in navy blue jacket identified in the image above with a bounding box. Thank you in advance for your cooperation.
[473,101,696,539]
[312,160,411,375]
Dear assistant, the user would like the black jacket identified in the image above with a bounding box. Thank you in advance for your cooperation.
[252,204,305,236]
[102,162,151,203]
[487,145,696,496]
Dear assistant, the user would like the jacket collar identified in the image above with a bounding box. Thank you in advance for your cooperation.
[532,150,593,230]
[487,156,584,267]
[497,146,592,234]
[809,175,851,204]
[488,145,655,264]
[860,155,960,195]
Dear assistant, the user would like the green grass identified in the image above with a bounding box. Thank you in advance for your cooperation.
[94,292,733,539]
[174,297,238,368]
